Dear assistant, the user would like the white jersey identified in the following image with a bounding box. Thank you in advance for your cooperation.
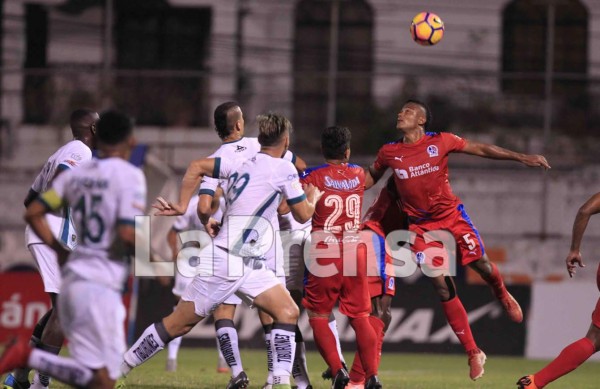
[199,137,296,201]
[213,153,306,260]
[48,158,147,290]
[26,140,92,249]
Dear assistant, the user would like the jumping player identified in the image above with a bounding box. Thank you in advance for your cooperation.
[0,110,145,389]
[366,99,550,380]
[517,191,600,388]
[301,126,381,389]
[3,109,98,389]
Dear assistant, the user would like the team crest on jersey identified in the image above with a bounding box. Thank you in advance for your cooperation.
[394,169,409,180]
[235,145,247,152]
[415,251,426,264]
[427,145,438,157]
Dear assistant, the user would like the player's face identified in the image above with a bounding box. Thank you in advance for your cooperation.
[396,103,425,132]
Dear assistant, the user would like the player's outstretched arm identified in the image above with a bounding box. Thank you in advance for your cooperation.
[289,183,323,223]
[154,158,216,216]
[294,154,307,173]
[460,140,551,169]
[566,192,600,277]
[24,194,69,265]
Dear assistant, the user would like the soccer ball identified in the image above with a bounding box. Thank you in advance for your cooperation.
[410,12,444,46]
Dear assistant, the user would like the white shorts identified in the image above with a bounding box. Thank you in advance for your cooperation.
[182,248,281,317]
[174,268,242,305]
[58,273,125,380]
[29,244,61,294]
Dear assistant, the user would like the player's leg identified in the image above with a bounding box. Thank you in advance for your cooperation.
[250,283,299,388]
[339,247,381,389]
[166,272,190,372]
[213,302,247,387]
[429,274,486,381]
[30,293,63,389]
[453,206,523,323]
[517,298,600,388]
[287,288,311,389]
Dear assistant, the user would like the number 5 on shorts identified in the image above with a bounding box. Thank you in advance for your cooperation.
[462,233,476,250]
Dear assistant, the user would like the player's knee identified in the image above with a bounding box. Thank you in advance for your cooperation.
[278,302,300,324]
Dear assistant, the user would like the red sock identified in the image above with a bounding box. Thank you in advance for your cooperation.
[483,262,508,300]
[535,338,596,387]
[349,316,378,377]
[309,317,343,373]
[441,296,478,353]
[369,316,385,368]
[349,316,385,382]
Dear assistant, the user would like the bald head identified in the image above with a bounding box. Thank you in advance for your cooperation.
[70,109,99,137]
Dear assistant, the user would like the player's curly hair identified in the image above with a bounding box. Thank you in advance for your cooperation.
[257,113,293,147]
[213,101,241,140]
[321,126,351,160]
[405,99,433,131]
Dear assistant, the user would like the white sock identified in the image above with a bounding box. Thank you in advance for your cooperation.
[123,321,171,374]
[329,318,345,363]
[271,323,296,385]
[167,336,182,360]
[216,337,228,369]
[30,372,50,389]
[215,319,244,376]
[292,340,311,389]
[28,349,93,387]
[264,326,274,384]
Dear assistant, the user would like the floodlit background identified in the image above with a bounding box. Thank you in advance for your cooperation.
[2,0,600,372]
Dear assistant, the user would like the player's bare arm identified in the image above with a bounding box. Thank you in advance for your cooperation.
[460,140,551,169]
[294,154,308,173]
[365,165,386,189]
[23,188,39,207]
[566,192,600,277]
[24,195,69,265]
[289,183,323,223]
[154,158,217,216]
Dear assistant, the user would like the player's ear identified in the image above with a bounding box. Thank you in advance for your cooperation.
[344,147,350,161]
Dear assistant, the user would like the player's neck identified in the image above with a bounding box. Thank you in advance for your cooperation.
[222,133,242,143]
[402,128,425,144]
[325,158,347,165]
[260,146,284,158]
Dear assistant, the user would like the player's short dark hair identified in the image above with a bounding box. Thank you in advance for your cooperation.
[70,108,97,135]
[257,113,292,147]
[405,99,433,131]
[214,101,241,140]
[321,126,351,160]
[96,110,134,145]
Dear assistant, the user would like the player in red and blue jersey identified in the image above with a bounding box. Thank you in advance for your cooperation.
[301,126,381,389]
[367,99,550,381]
[517,192,600,389]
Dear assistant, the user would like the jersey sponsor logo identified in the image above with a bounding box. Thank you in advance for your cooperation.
[287,173,299,181]
[291,180,303,192]
[65,160,77,167]
[70,153,83,161]
[427,145,439,157]
[323,175,360,190]
[235,145,247,152]
[394,169,409,180]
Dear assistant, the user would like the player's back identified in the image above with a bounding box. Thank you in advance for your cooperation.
[26,140,92,248]
[301,163,365,235]
[214,153,302,258]
[54,157,146,289]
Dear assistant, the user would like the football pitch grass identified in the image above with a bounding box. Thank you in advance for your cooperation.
[28,347,599,389]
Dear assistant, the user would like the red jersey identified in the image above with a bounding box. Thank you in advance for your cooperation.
[301,163,365,235]
[373,132,467,223]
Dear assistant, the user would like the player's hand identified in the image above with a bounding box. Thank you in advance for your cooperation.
[522,154,551,170]
[153,196,185,216]
[304,183,324,204]
[202,217,221,237]
[566,250,585,278]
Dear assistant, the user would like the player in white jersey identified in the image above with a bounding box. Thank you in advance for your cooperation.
[121,113,321,389]
[3,109,98,389]
[196,102,311,389]
[0,111,146,389]
[164,194,230,373]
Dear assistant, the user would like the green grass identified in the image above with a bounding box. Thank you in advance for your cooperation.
[7,348,600,388]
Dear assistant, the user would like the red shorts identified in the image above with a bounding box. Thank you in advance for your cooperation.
[302,242,371,318]
[363,226,396,298]
[410,204,485,267]
[592,264,600,328]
